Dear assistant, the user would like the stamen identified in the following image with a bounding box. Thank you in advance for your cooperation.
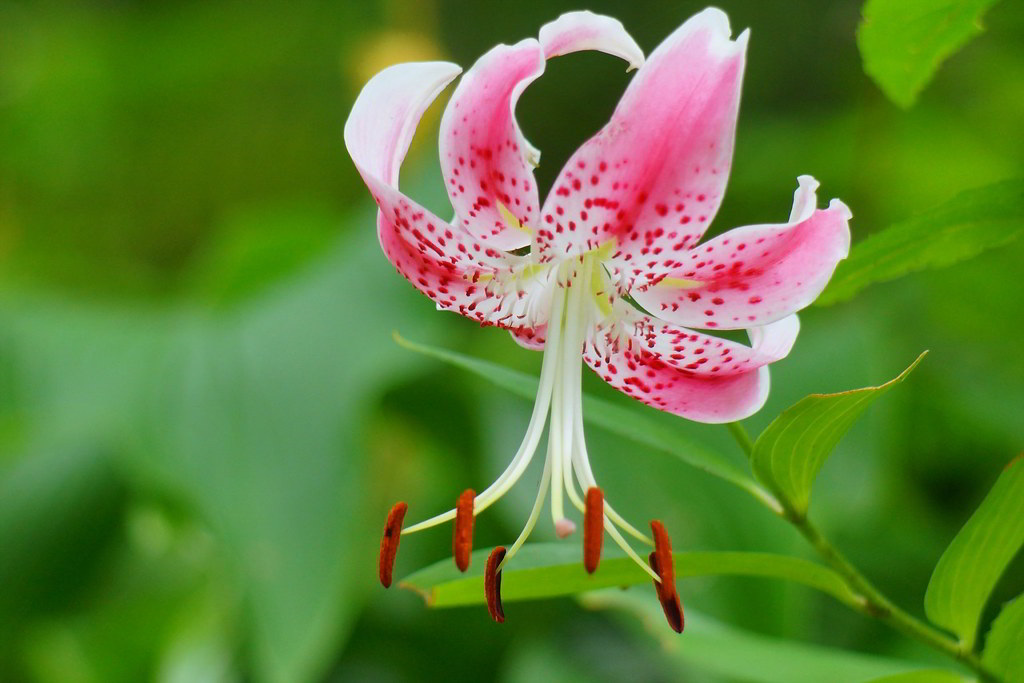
[583,487,604,573]
[500,447,552,569]
[401,285,568,536]
[650,520,676,600]
[605,515,660,582]
[378,501,407,588]
[453,489,476,572]
[485,546,507,623]
[648,551,684,633]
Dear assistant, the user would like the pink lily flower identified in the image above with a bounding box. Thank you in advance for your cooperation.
[346,8,851,628]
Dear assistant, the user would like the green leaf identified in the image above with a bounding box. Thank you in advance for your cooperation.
[857,0,1001,108]
[393,334,768,502]
[751,353,926,517]
[818,180,1024,306]
[859,671,969,682]
[585,589,926,683]
[925,454,1024,650]
[399,542,860,608]
[982,594,1024,681]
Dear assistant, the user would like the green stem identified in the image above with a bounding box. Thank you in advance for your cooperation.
[726,421,755,457]
[724,422,999,683]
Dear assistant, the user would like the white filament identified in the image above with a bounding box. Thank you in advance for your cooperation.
[402,282,567,535]
[402,254,663,583]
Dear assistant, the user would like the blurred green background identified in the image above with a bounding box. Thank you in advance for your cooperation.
[1,0,1022,681]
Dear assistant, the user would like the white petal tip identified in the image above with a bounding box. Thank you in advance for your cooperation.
[539,10,644,70]
[555,518,577,538]
[696,7,732,34]
[790,176,821,223]
[796,174,820,190]
[828,198,853,221]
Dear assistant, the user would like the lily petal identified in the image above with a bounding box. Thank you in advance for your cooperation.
[346,61,461,188]
[536,8,747,285]
[620,312,800,377]
[584,309,797,422]
[584,344,770,423]
[441,12,645,253]
[440,40,546,251]
[510,324,548,350]
[345,61,542,330]
[539,11,644,70]
[633,177,852,329]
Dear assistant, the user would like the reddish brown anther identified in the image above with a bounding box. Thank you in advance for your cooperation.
[378,502,408,588]
[485,546,506,623]
[650,519,676,600]
[583,487,604,573]
[648,551,684,633]
[453,488,476,572]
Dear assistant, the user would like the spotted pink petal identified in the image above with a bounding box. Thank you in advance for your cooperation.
[510,324,548,350]
[441,14,643,252]
[620,312,800,377]
[584,345,770,423]
[440,40,545,251]
[633,176,852,329]
[535,8,747,286]
[344,61,534,329]
[584,309,797,422]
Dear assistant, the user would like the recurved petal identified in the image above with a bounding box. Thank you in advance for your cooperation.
[536,9,747,283]
[584,309,798,422]
[539,11,644,70]
[440,40,545,251]
[584,342,771,423]
[621,311,800,377]
[633,176,852,329]
[345,61,461,188]
[344,61,541,329]
[344,61,504,271]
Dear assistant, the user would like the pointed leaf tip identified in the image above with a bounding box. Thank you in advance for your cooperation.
[751,352,926,516]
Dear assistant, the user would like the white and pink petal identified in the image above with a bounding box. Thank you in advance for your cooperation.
[440,14,645,252]
[344,61,542,332]
[536,8,747,284]
[621,312,800,377]
[584,342,771,423]
[539,11,644,69]
[632,176,852,329]
[440,40,545,251]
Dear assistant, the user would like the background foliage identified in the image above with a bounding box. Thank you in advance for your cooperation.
[1,0,1022,681]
